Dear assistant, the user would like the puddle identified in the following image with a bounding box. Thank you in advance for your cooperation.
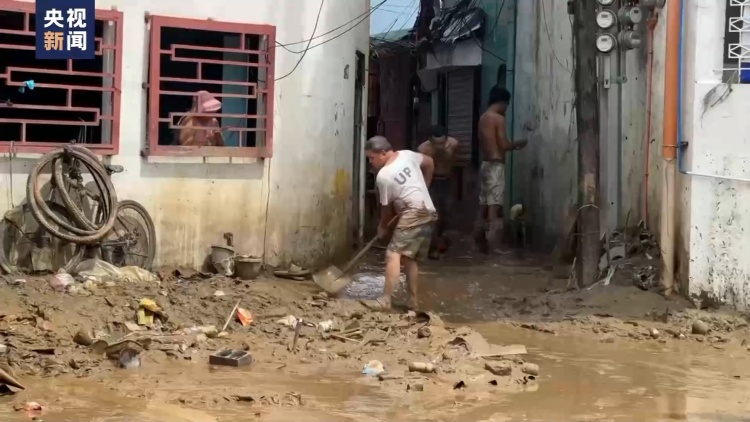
[1,321,747,421]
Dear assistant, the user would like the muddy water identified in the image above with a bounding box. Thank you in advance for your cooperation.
[3,253,749,421]
[2,323,747,421]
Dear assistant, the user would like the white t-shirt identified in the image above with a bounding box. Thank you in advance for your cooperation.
[376,150,437,227]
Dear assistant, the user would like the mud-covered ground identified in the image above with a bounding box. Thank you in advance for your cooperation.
[1,236,749,421]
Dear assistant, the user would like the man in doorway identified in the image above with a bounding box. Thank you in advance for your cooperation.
[417,125,459,259]
[474,86,528,253]
[363,136,436,311]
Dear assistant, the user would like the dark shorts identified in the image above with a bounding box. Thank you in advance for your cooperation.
[387,223,435,261]
[429,177,452,215]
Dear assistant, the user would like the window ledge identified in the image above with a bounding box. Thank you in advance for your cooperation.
[143,154,263,165]
[0,144,117,156]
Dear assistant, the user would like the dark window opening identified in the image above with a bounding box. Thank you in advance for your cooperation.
[155,26,266,148]
[0,8,116,145]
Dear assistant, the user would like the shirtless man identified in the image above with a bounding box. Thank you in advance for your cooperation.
[474,87,527,253]
[417,125,459,259]
[362,136,436,311]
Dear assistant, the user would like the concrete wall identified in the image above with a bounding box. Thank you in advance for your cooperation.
[681,0,750,308]
[0,0,371,269]
[511,0,578,247]
[511,0,654,249]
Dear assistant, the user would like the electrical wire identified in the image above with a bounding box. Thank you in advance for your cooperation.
[395,0,420,33]
[274,0,325,81]
[276,0,386,53]
[541,0,571,72]
[486,0,506,39]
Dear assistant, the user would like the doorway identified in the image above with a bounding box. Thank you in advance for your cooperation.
[352,51,366,246]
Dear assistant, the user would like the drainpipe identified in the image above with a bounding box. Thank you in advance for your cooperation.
[660,0,680,295]
[642,12,658,230]
[508,0,519,205]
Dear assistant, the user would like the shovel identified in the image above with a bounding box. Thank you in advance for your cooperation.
[313,215,398,295]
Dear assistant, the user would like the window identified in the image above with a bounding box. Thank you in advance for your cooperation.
[724,0,750,83]
[146,15,275,158]
[0,0,122,154]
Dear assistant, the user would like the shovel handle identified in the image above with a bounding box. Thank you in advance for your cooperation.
[339,215,399,275]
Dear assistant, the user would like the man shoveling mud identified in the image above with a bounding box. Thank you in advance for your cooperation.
[474,86,527,254]
[363,136,436,311]
[417,125,459,259]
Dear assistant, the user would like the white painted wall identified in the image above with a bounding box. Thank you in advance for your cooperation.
[0,0,371,269]
[681,0,750,308]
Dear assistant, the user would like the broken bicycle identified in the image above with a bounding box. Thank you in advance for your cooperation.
[0,144,155,274]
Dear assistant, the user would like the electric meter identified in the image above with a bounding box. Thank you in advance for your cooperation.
[596,10,617,29]
[596,0,615,6]
[596,33,617,54]
[618,6,643,25]
[618,30,642,49]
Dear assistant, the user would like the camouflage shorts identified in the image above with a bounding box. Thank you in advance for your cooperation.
[387,223,434,261]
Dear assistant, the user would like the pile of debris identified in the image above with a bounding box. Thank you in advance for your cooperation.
[595,223,660,291]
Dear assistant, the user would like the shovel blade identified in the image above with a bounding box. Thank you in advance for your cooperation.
[312,266,351,295]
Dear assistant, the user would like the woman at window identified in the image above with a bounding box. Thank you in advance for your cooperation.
[177,91,225,146]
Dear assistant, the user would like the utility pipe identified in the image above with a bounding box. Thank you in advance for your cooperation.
[660,0,680,295]
[642,13,658,230]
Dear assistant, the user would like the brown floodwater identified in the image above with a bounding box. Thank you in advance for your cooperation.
[1,248,748,421]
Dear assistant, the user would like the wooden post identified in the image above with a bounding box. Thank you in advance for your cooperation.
[572,0,600,288]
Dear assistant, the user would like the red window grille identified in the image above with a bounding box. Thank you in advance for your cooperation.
[146,15,275,158]
[0,0,123,154]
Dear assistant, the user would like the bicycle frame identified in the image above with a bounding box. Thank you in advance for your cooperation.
[47,156,140,251]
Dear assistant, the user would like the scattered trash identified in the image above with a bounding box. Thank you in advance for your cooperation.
[21,401,42,418]
[119,347,141,369]
[407,382,424,392]
[484,362,512,376]
[237,308,253,326]
[588,266,616,290]
[48,269,74,291]
[73,328,95,346]
[317,320,334,333]
[650,328,660,339]
[453,380,466,390]
[137,298,167,327]
[362,360,385,376]
[692,320,710,335]
[377,373,402,381]
[277,315,298,328]
[209,349,253,367]
[124,322,146,332]
[599,245,626,272]
[446,329,527,358]
[0,344,6,354]
[408,362,436,373]
[214,290,226,297]
[521,363,539,376]
[417,326,432,338]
